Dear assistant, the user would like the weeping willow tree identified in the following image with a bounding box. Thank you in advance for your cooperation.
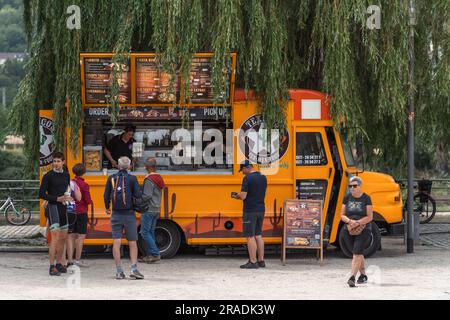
[10,0,450,177]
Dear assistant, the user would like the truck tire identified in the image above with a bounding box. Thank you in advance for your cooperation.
[338,222,381,259]
[138,220,181,259]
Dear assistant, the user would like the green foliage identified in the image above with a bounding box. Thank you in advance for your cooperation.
[0,58,25,108]
[0,149,26,180]
[0,105,8,143]
[0,2,26,52]
[9,0,450,178]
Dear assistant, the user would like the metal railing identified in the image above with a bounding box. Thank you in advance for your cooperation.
[396,179,450,212]
[0,178,448,215]
[0,180,40,215]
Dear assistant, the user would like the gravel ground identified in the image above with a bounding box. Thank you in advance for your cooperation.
[0,237,449,300]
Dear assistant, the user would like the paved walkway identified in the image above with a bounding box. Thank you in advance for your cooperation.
[0,225,42,240]
[0,223,449,249]
[1,237,449,300]
[420,223,450,249]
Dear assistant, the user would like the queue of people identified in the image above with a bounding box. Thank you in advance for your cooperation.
[39,152,373,287]
[39,152,166,280]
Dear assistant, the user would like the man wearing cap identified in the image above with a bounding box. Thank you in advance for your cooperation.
[232,160,267,269]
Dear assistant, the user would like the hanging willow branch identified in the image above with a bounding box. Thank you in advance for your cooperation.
[10,0,450,176]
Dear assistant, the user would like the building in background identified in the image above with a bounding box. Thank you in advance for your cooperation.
[0,53,25,65]
[2,135,24,153]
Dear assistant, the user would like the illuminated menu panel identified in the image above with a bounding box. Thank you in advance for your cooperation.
[136,57,180,104]
[188,57,231,104]
[81,53,235,106]
[84,57,131,104]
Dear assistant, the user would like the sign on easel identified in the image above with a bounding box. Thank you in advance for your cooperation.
[282,199,323,265]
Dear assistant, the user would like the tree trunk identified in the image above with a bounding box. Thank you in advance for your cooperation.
[435,140,449,174]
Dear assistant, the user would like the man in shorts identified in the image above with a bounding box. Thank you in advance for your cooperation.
[104,156,144,280]
[232,160,267,269]
[39,152,73,276]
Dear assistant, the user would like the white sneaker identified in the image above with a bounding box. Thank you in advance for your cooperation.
[74,260,89,268]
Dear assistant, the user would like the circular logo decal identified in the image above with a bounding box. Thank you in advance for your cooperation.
[238,115,289,164]
[39,117,54,167]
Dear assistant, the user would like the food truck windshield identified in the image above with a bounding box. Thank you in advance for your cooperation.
[82,106,234,175]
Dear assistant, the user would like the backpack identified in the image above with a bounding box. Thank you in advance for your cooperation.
[110,171,133,211]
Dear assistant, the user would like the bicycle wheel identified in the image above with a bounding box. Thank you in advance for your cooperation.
[413,193,436,224]
[5,204,31,226]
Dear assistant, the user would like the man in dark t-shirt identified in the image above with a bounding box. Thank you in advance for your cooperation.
[39,152,72,276]
[104,125,136,169]
[232,160,267,269]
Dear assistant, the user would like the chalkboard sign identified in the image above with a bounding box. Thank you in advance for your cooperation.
[135,57,180,104]
[188,57,231,104]
[83,57,131,104]
[282,199,323,265]
[296,179,327,201]
[80,53,236,107]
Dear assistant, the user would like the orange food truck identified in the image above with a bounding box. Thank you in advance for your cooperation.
[39,53,404,258]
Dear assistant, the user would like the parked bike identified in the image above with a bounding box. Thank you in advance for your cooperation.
[1,195,31,226]
[414,180,436,224]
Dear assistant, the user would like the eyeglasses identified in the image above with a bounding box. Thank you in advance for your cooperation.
[349,184,359,188]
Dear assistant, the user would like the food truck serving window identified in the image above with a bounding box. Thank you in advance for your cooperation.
[82,106,233,175]
[296,132,327,166]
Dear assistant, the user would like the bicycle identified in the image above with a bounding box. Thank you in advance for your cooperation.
[414,180,436,224]
[1,196,31,226]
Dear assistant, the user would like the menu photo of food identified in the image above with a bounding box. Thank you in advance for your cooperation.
[284,199,322,248]
[83,146,103,171]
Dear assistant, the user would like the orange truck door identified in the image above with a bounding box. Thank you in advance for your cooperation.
[293,126,335,243]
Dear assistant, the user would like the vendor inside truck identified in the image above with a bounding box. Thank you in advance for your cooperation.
[103,125,136,169]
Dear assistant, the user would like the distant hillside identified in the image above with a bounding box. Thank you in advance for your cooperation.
[0,0,26,52]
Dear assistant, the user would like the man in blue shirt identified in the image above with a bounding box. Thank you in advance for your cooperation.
[104,156,144,280]
[232,160,267,269]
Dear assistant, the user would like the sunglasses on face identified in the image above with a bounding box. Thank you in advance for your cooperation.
[349,184,359,188]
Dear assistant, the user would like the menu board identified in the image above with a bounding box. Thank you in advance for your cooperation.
[296,180,327,201]
[136,57,180,104]
[83,57,131,104]
[81,53,236,106]
[284,199,322,249]
[188,57,231,104]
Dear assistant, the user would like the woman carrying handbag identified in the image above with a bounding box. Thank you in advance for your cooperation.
[341,176,374,287]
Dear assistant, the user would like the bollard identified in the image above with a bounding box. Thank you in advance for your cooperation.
[413,211,421,245]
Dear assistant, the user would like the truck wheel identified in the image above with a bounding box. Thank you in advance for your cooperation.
[138,220,181,259]
[338,222,381,259]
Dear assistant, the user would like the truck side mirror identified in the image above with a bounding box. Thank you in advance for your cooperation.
[356,133,364,160]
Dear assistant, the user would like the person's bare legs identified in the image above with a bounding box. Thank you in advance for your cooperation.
[359,256,366,275]
[75,234,86,261]
[129,241,138,266]
[113,239,122,268]
[49,230,59,265]
[67,233,77,264]
[247,237,257,263]
[255,235,264,262]
[351,254,363,277]
[56,231,68,265]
